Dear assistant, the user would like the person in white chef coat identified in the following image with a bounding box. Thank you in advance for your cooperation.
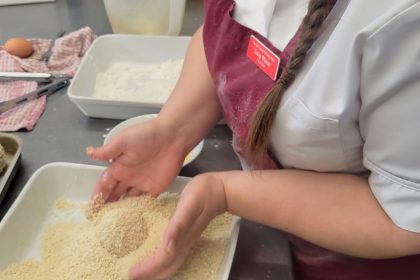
[87,0,420,279]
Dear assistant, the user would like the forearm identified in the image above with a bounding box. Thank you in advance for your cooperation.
[158,26,222,151]
[217,169,420,258]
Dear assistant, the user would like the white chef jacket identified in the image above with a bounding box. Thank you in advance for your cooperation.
[234,0,420,233]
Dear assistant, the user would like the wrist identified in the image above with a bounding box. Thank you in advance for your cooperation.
[154,115,195,156]
[195,172,227,217]
[152,117,190,158]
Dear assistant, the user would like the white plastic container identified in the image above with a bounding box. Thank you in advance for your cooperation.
[104,0,186,36]
[68,34,191,119]
[0,162,240,279]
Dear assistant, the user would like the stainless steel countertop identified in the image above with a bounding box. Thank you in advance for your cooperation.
[0,0,293,278]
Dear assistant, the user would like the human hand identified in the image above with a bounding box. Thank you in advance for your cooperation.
[128,173,227,280]
[86,119,187,201]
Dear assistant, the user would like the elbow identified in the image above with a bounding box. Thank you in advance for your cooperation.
[349,223,420,259]
[397,229,420,256]
[382,224,420,258]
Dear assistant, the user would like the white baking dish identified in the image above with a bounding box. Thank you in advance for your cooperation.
[68,35,191,119]
[0,162,239,279]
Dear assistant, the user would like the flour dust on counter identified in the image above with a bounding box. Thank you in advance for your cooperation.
[94,59,184,103]
[0,192,233,280]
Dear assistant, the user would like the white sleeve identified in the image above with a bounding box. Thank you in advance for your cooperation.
[359,3,420,232]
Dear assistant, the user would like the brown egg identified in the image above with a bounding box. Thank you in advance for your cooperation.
[3,37,34,58]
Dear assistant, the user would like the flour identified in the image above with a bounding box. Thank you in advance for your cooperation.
[94,59,184,103]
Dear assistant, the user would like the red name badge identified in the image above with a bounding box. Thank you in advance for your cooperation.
[246,35,281,80]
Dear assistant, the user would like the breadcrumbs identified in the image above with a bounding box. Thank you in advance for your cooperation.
[0,193,233,280]
[85,193,106,220]
[95,208,148,257]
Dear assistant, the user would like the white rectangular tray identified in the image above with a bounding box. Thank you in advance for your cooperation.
[68,34,191,120]
[0,162,239,279]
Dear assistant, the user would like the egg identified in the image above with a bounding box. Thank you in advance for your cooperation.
[3,37,34,58]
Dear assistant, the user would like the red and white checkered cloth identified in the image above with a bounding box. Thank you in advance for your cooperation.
[0,27,96,131]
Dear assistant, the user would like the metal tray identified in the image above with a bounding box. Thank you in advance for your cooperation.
[0,133,22,204]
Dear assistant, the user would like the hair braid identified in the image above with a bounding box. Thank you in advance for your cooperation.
[246,0,332,161]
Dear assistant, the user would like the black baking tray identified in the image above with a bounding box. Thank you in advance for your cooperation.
[0,133,22,205]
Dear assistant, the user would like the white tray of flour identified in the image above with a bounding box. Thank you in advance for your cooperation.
[68,35,191,120]
[0,162,240,279]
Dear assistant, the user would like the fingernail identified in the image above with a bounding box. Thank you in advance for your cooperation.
[166,239,175,253]
[100,172,112,188]
[86,146,95,156]
[101,171,109,181]
[102,192,110,202]
[101,171,109,185]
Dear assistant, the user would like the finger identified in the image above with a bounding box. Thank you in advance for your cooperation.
[137,177,164,198]
[107,193,120,202]
[129,247,178,280]
[163,191,205,249]
[86,138,123,162]
[126,187,143,197]
[130,189,205,280]
[91,170,119,201]
[108,182,130,202]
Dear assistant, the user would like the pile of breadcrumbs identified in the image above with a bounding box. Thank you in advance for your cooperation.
[0,193,233,280]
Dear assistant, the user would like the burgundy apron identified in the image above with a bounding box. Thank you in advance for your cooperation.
[202,0,420,279]
[202,0,300,169]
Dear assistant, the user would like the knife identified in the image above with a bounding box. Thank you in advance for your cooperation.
[0,77,70,114]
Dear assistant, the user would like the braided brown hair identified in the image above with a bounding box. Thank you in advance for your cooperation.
[246,0,333,161]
